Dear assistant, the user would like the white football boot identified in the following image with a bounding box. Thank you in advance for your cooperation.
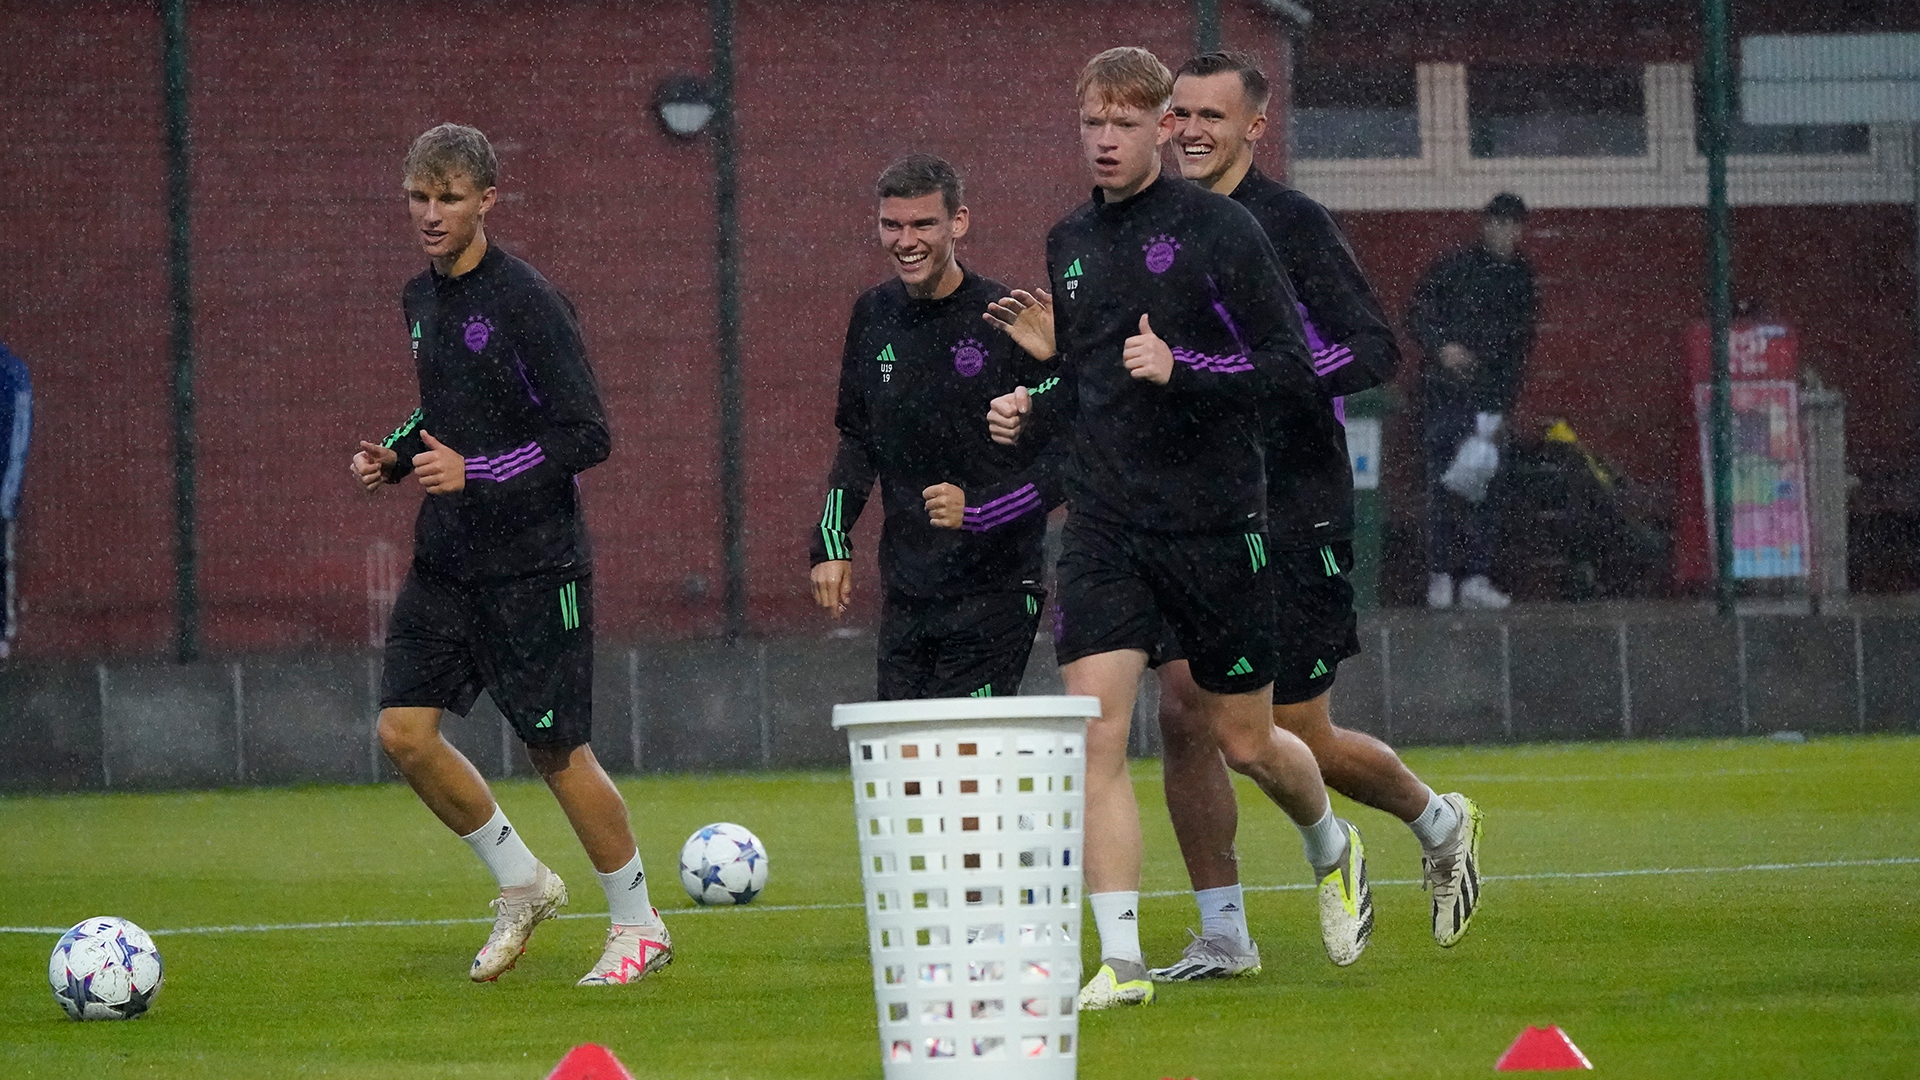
[1316,819,1374,967]
[577,914,673,986]
[1423,792,1485,947]
[471,864,567,982]
[1148,930,1262,982]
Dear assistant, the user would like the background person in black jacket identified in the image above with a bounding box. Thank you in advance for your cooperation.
[1406,192,1538,609]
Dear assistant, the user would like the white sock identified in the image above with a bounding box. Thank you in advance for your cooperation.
[1297,804,1348,876]
[1195,885,1249,948]
[596,850,656,926]
[1407,789,1460,851]
[1088,891,1143,966]
[459,806,540,890]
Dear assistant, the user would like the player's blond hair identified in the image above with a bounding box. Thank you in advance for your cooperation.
[403,123,499,190]
[1076,47,1174,114]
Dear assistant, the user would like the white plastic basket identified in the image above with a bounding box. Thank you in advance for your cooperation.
[834,696,1098,1080]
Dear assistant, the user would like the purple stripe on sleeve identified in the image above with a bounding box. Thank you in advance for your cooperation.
[1313,345,1355,376]
[486,449,546,482]
[1333,396,1347,426]
[971,483,1038,515]
[1172,347,1255,374]
[962,489,1042,532]
[963,489,1041,526]
[465,441,545,482]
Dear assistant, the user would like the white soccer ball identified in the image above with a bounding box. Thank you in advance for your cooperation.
[49,916,164,1020]
[678,822,769,905]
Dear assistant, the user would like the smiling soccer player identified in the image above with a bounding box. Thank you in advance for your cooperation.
[1143,52,1483,984]
[809,154,1064,700]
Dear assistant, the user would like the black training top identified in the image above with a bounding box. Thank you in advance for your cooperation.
[380,243,610,584]
[1231,167,1400,548]
[809,266,1064,600]
[1040,173,1317,534]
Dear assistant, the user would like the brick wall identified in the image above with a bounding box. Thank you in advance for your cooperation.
[0,0,1912,659]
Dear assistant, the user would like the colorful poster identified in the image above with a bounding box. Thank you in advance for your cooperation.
[1693,380,1808,579]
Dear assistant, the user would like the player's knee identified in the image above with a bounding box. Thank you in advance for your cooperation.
[525,743,577,778]
[1213,735,1263,776]
[376,709,435,763]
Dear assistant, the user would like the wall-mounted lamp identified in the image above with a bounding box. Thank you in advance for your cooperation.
[654,75,715,139]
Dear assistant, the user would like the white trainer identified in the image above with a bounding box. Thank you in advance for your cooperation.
[577,915,673,986]
[471,864,567,982]
[1148,930,1261,982]
[1317,819,1373,967]
[1423,792,1484,947]
[1427,573,1455,608]
[1458,575,1510,609]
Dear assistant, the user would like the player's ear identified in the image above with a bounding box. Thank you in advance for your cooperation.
[478,186,499,215]
[1156,106,1176,144]
[950,205,970,241]
[1245,112,1268,144]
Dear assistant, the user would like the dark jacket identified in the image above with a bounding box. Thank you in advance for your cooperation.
[810,267,1063,599]
[1039,173,1317,534]
[1230,168,1399,548]
[381,244,610,584]
[1406,244,1537,416]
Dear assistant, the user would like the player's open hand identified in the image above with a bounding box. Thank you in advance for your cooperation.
[352,441,398,493]
[412,431,466,495]
[811,560,852,617]
[923,483,966,529]
[1123,313,1173,385]
[988,387,1031,445]
[983,289,1056,362]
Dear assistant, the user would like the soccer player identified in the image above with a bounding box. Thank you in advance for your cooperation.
[988,48,1371,1009]
[1145,52,1482,983]
[809,154,1063,700]
[350,124,669,987]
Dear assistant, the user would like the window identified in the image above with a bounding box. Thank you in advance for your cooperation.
[1293,64,1420,160]
[1692,68,1869,156]
[1468,65,1647,158]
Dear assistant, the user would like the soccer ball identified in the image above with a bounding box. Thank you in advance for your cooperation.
[49,916,164,1020]
[678,822,769,905]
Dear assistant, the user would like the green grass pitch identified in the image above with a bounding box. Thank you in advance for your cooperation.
[3,736,1917,1078]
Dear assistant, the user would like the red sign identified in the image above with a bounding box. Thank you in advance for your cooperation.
[1684,319,1797,382]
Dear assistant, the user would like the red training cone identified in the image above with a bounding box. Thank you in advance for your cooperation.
[546,1044,637,1080]
[1495,1026,1593,1071]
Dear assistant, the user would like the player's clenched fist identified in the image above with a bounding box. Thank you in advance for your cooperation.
[1123,313,1173,385]
[352,441,398,493]
[412,430,466,494]
[988,386,1031,445]
[923,483,965,530]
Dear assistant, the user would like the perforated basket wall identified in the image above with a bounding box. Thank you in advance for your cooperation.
[833,697,1097,1080]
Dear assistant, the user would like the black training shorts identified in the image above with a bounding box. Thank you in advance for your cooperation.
[379,566,594,749]
[1154,540,1362,705]
[1053,514,1277,695]
[877,589,1044,700]
[1266,541,1362,705]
